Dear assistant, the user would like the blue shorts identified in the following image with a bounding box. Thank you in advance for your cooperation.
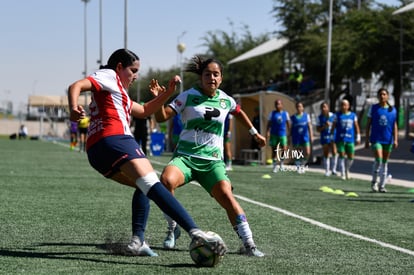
[320,134,334,145]
[87,135,146,178]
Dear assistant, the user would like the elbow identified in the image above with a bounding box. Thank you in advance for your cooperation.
[154,114,166,123]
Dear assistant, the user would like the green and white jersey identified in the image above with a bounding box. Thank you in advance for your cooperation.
[169,87,238,161]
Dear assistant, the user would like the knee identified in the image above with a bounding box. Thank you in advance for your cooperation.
[212,182,234,202]
[159,173,177,191]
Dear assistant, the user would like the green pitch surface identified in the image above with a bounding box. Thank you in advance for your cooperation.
[1,139,413,274]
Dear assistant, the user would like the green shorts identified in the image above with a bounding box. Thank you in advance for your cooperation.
[167,154,231,194]
[292,142,310,148]
[270,135,288,147]
[336,141,355,154]
[371,143,393,152]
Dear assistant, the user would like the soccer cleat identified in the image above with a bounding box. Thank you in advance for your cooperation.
[125,236,158,257]
[240,245,265,257]
[190,230,227,256]
[371,182,378,192]
[379,187,387,193]
[272,166,278,173]
[331,171,337,176]
[225,166,233,171]
[163,226,181,249]
[324,171,331,177]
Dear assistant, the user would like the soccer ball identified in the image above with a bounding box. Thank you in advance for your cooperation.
[189,231,224,267]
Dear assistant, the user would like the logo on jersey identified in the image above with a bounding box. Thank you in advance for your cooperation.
[220,99,227,109]
[174,99,182,107]
[379,115,388,126]
[277,116,283,124]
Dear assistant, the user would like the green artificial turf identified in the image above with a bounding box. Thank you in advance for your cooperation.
[0,139,413,274]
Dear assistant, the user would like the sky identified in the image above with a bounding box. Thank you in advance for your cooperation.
[0,0,402,114]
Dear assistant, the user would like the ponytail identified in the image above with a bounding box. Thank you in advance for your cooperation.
[387,101,393,112]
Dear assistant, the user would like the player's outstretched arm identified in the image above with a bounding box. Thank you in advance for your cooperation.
[132,75,180,119]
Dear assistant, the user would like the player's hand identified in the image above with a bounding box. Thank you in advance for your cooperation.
[394,141,398,149]
[166,75,181,93]
[70,105,86,122]
[149,79,166,97]
[254,134,266,147]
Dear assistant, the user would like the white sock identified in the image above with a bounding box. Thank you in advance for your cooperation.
[340,158,345,176]
[380,163,388,188]
[372,161,380,183]
[323,157,330,173]
[235,222,254,248]
[346,159,354,171]
[279,158,284,170]
[332,154,338,173]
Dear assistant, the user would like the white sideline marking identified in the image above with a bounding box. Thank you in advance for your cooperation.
[48,142,414,257]
[234,194,414,257]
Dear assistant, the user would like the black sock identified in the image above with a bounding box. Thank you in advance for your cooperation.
[131,188,149,242]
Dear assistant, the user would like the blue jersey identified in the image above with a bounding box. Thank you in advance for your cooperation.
[334,112,357,143]
[291,112,310,145]
[317,112,335,144]
[368,104,396,144]
[268,110,290,136]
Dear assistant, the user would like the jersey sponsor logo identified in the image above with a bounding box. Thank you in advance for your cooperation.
[203,107,220,121]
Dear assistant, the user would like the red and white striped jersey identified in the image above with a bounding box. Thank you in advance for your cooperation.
[86,69,133,149]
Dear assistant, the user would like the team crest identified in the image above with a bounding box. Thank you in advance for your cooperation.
[219,99,227,109]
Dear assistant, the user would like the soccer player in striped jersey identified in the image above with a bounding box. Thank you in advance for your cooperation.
[68,49,226,258]
[365,88,398,193]
[332,99,361,180]
[155,56,266,257]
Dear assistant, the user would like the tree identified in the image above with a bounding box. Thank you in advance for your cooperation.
[271,0,414,114]
[201,25,284,94]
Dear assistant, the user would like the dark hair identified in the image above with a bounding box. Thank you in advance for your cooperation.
[185,55,223,75]
[320,101,329,109]
[100,48,139,70]
[377,88,393,112]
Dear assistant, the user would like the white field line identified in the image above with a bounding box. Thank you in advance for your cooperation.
[234,194,414,257]
[50,141,414,257]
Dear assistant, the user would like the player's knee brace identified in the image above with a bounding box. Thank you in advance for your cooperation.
[135,172,159,195]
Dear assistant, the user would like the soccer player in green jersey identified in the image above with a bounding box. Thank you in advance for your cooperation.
[155,56,266,257]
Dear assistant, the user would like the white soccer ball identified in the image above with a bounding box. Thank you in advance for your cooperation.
[189,231,224,267]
